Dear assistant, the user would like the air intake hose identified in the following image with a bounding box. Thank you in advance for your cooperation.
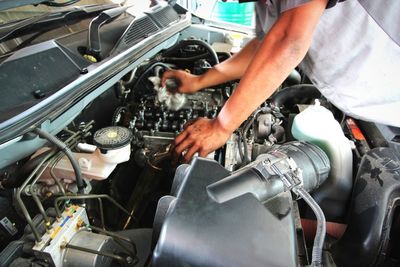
[207,141,330,266]
[207,142,330,203]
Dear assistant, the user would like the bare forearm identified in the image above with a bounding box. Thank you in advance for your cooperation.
[195,38,261,89]
[170,0,328,162]
[217,38,308,132]
[216,0,327,133]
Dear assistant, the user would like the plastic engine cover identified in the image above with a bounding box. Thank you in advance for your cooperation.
[153,157,298,267]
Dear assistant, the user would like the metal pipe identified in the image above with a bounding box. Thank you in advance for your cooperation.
[16,151,57,242]
[34,128,85,194]
[54,194,131,219]
[97,198,105,230]
[15,122,95,242]
[121,67,138,86]
[49,121,93,194]
[31,189,51,227]
[49,153,67,195]
[32,133,85,194]
[28,157,54,191]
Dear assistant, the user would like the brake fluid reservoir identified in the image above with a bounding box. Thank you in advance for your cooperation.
[291,101,352,220]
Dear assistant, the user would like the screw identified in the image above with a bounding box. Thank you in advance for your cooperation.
[126,256,133,264]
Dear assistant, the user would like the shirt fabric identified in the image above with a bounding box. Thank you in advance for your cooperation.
[255,0,400,127]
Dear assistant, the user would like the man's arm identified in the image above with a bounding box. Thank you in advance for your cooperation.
[217,0,328,134]
[162,38,261,94]
[174,0,328,162]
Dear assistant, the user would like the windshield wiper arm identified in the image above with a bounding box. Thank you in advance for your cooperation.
[0,3,119,42]
[0,0,81,11]
[40,0,80,7]
[0,14,50,42]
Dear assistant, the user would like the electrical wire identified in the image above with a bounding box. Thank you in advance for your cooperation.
[295,187,326,266]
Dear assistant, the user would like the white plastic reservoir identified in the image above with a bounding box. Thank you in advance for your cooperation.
[291,101,353,219]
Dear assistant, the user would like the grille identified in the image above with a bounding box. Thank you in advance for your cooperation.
[150,6,179,28]
[123,16,159,46]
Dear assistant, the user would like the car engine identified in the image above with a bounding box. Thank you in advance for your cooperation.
[0,2,399,267]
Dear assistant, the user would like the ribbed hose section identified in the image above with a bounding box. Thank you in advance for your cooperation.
[296,187,326,266]
[34,128,85,194]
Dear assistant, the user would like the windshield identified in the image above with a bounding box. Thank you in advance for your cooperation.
[0,0,125,24]
[177,0,255,28]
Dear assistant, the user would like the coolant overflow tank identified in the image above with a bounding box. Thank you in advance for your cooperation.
[291,101,353,220]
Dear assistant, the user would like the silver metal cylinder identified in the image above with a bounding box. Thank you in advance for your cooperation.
[62,231,116,267]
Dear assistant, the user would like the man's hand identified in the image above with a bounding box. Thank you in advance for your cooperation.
[168,0,328,164]
[161,37,261,96]
[172,117,231,163]
[162,69,201,94]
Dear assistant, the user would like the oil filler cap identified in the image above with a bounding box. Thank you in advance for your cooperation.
[93,126,132,151]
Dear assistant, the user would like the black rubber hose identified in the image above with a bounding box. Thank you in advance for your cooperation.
[162,53,209,63]
[354,120,389,148]
[271,84,321,108]
[112,106,129,126]
[162,39,219,66]
[237,131,246,165]
[1,149,54,188]
[33,128,85,194]
[240,109,263,164]
[241,132,250,165]
[130,62,172,93]
[271,124,285,141]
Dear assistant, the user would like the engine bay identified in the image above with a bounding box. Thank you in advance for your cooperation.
[0,2,400,267]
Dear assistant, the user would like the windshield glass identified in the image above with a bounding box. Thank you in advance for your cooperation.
[177,0,255,28]
[0,0,125,24]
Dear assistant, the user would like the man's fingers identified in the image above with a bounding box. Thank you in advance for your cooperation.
[174,130,188,146]
[174,138,194,156]
[161,71,174,86]
[183,119,196,130]
[183,145,199,163]
[199,149,209,158]
[171,117,229,164]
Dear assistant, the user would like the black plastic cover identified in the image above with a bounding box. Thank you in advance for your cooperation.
[0,41,89,123]
[332,147,400,266]
[153,158,298,267]
[111,5,180,55]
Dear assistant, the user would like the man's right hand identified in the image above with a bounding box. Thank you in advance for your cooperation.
[162,69,201,94]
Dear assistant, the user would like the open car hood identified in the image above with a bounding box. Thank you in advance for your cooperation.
[0,0,75,11]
